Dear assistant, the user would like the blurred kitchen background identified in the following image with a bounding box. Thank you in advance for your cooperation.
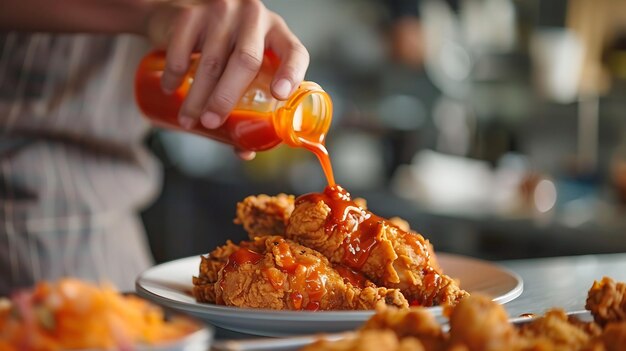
[141,0,626,263]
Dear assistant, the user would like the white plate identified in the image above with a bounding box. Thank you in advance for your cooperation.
[136,253,523,337]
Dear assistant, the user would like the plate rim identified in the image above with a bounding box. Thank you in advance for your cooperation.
[436,253,524,305]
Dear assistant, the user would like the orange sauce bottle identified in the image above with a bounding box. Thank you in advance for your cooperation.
[135,50,335,185]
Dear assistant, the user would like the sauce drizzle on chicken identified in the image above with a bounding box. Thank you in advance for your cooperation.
[296,186,381,270]
[296,186,430,271]
[334,264,370,289]
[271,238,329,310]
[217,248,264,304]
[221,248,264,274]
[218,239,333,311]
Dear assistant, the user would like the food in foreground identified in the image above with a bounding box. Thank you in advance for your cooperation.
[0,279,199,350]
[302,277,626,351]
[586,276,626,326]
[286,186,467,306]
[198,236,408,310]
[193,185,465,310]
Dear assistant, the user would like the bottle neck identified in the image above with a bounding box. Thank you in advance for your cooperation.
[274,82,333,148]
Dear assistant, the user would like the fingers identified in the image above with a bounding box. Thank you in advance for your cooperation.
[177,19,231,129]
[267,16,310,100]
[235,148,256,161]
[201,1,267,129]
[162,0,308,142]
[161,8,203,100]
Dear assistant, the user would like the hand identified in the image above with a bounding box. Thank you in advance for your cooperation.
[146,0,309,160]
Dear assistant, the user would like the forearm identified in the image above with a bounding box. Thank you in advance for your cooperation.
[0,0,156,35]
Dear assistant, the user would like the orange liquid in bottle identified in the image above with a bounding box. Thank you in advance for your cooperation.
[135,51,336,185]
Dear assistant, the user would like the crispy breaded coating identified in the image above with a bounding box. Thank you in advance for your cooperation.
[192,256,222,303]
[586,277,626,326]
[388,217,411,232]
[388,217,442,273]
[234,194,295,238]
[286,187,467,307]
[215,236,409,310]
[598,322,626,351]
[448,295,519,351]
[362,307,445,350]
[301,330,426,351]
[566,313,602,338]
[518,309,595,350]
[192,238,266,303]
[353,197,367,209]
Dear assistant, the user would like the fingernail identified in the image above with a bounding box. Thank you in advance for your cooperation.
[179,115,195,129]
[201,112,223,129]
[239,151,256,161]
[273,79,292,99]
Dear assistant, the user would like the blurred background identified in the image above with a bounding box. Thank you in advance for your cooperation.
[141,0,626,263]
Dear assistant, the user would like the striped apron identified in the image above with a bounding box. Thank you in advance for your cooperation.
[0,33,161,294]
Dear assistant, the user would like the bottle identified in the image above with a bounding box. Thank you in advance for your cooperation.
[134,50,333,152]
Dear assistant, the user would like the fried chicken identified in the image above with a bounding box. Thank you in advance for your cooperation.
[300,296,593,351]
[286,186,467,307]
[234,193,294,238]
[598,322,626,351]
[586,277,626,326]
[197,188,465,310]
[233,194,367,239]
[517,309,596,350]
[302,330,427,351]
[362,306,446,350]
[214,236,409,310]
[303,278,626,351]
[448,295,519,351]
[192,237,266,303]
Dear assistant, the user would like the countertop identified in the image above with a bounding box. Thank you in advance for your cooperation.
[500,252,626,317]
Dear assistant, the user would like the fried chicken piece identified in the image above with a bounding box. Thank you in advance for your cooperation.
[518,309,596,350]
[193,256,222,303]
[586,277,626,326]
[388,217,410,232]
[388,217,442,273]
[286,186,467,307]
[448,295,519,351]
[192,238,266,303]
[566,314,602,338]
[234,194,295,238]
[301,330,426,351]
[215,236,409,310]
[598,322,626,351]
[353,197,368,209]
[362,307,446,350]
